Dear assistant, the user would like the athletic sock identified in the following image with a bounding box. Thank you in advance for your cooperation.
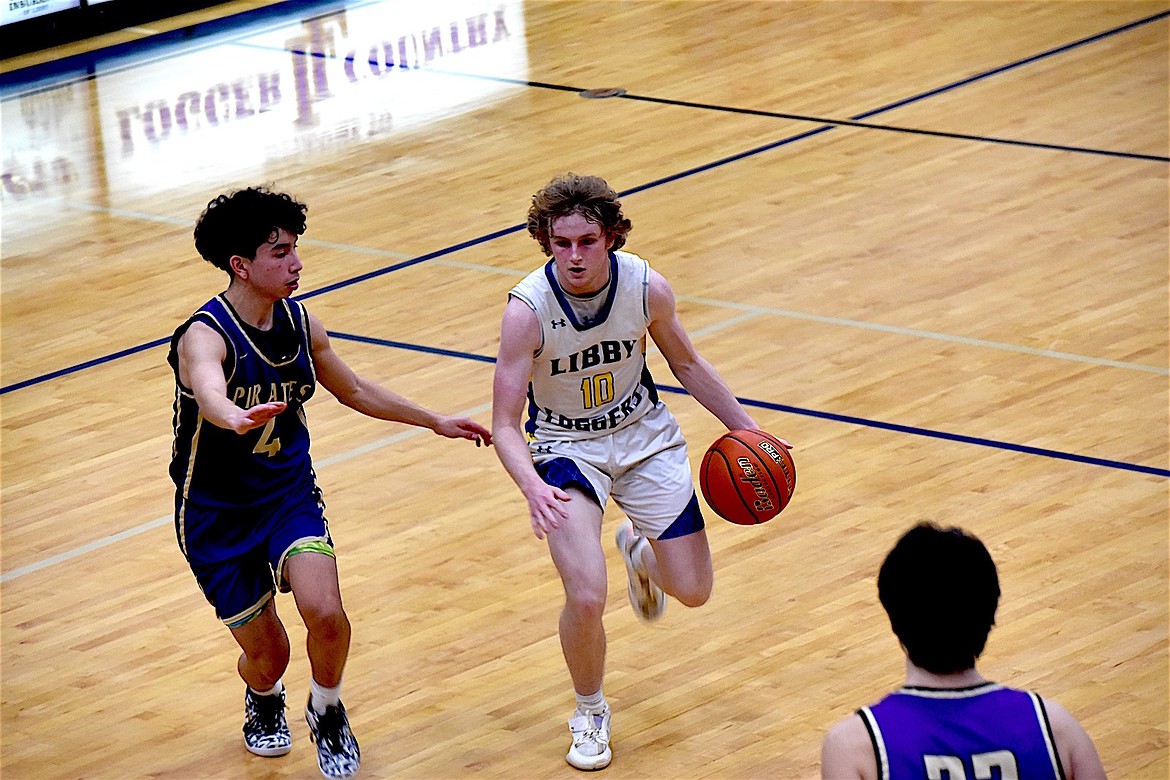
[575,688,607,715]
[310,678,342,714]
[250,680,283,697]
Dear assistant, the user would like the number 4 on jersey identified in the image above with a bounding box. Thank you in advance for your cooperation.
[253,417,281,458]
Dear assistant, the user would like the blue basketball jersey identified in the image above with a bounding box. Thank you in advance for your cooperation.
[168,295,318,515]
[859,683,1065,780]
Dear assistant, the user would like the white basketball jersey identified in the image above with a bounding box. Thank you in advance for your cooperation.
[510,251,659,441]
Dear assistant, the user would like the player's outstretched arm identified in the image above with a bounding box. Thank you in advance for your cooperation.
[308,312,489,445]
[646,269,758,432]
[178,321,287,433]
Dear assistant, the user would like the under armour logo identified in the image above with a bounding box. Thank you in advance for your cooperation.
[551,318,567,329]
[534,444,552,454]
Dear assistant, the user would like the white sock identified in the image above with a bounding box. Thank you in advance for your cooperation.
[575,689,607,715]
[633,537,649,570]
[250,680,283,697]
[310,678,342,714]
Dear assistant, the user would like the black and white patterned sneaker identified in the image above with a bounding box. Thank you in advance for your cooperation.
[305,696,361,779]
[243,687,292,757]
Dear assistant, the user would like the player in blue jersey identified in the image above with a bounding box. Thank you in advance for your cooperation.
[169,186,490,780]
[821,523,1106,780]
[492,173,780,770]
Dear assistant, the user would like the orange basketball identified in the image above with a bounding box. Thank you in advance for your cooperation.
[700,430,796,525]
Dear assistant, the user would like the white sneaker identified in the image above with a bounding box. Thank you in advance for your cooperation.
[615,519,666,621]
[566,708,612,771]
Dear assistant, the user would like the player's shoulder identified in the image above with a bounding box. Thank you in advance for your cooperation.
[1040,696,1107,780]
[179,306,231,343]
[644,261,677,313]
[1037,693,1081,740]
[502,293,540,322]
[823,710,870,750]
[613,249,649,275]
[821,711,876,780]
[499,293,542,345]
[511,261,553,301]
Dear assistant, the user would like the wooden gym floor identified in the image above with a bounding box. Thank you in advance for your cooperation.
[1,1,1167,777]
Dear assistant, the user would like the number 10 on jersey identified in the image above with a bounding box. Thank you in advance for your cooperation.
[581,372,615,410]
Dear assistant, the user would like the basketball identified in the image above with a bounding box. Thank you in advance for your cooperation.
[700,430,796,525]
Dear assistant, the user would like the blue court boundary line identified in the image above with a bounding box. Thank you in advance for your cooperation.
[0,338,169,393]
[297,225,526,300]
[331,332,1170,479]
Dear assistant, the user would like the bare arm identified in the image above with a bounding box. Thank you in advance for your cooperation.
[308,313,490,444]
[177,321,286,433]
[491,297,571,539]
[1046,698,1107,780]
[646,269,759,432]
[820,714,877,780]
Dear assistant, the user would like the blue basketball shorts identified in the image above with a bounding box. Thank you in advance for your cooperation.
[175,486,334,627]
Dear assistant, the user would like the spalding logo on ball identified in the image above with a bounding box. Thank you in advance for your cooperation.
[700,430,795,525]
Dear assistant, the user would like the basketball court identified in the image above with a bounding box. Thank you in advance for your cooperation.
[1,1,1167,777]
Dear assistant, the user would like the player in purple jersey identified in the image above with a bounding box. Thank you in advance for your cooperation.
[169,186,490,779]
[821,523,1106,780]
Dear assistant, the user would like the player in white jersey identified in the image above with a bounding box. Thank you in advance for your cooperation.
[492,173,778,770]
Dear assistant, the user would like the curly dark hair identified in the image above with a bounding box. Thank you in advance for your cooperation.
[878,522,1001,675]
[193,186,308,273]
[526,173,632,256]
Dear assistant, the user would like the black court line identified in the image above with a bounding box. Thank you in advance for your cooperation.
[332,332,1170,479]
[430,7,1170,164]
[2,7,1166,483]
[853,9,1170,120]
[445,74,1166,164]
[614,93,1168,163]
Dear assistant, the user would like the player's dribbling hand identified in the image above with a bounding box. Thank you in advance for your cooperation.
[751,428,792,449]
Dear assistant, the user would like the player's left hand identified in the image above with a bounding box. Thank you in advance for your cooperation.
[435,416,492,447]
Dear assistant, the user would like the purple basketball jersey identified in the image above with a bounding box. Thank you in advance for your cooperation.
[859,683,1064,780]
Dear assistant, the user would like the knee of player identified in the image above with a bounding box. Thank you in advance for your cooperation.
[674,579,713,608]
[303,605,350,640]
[564,585,608,619]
